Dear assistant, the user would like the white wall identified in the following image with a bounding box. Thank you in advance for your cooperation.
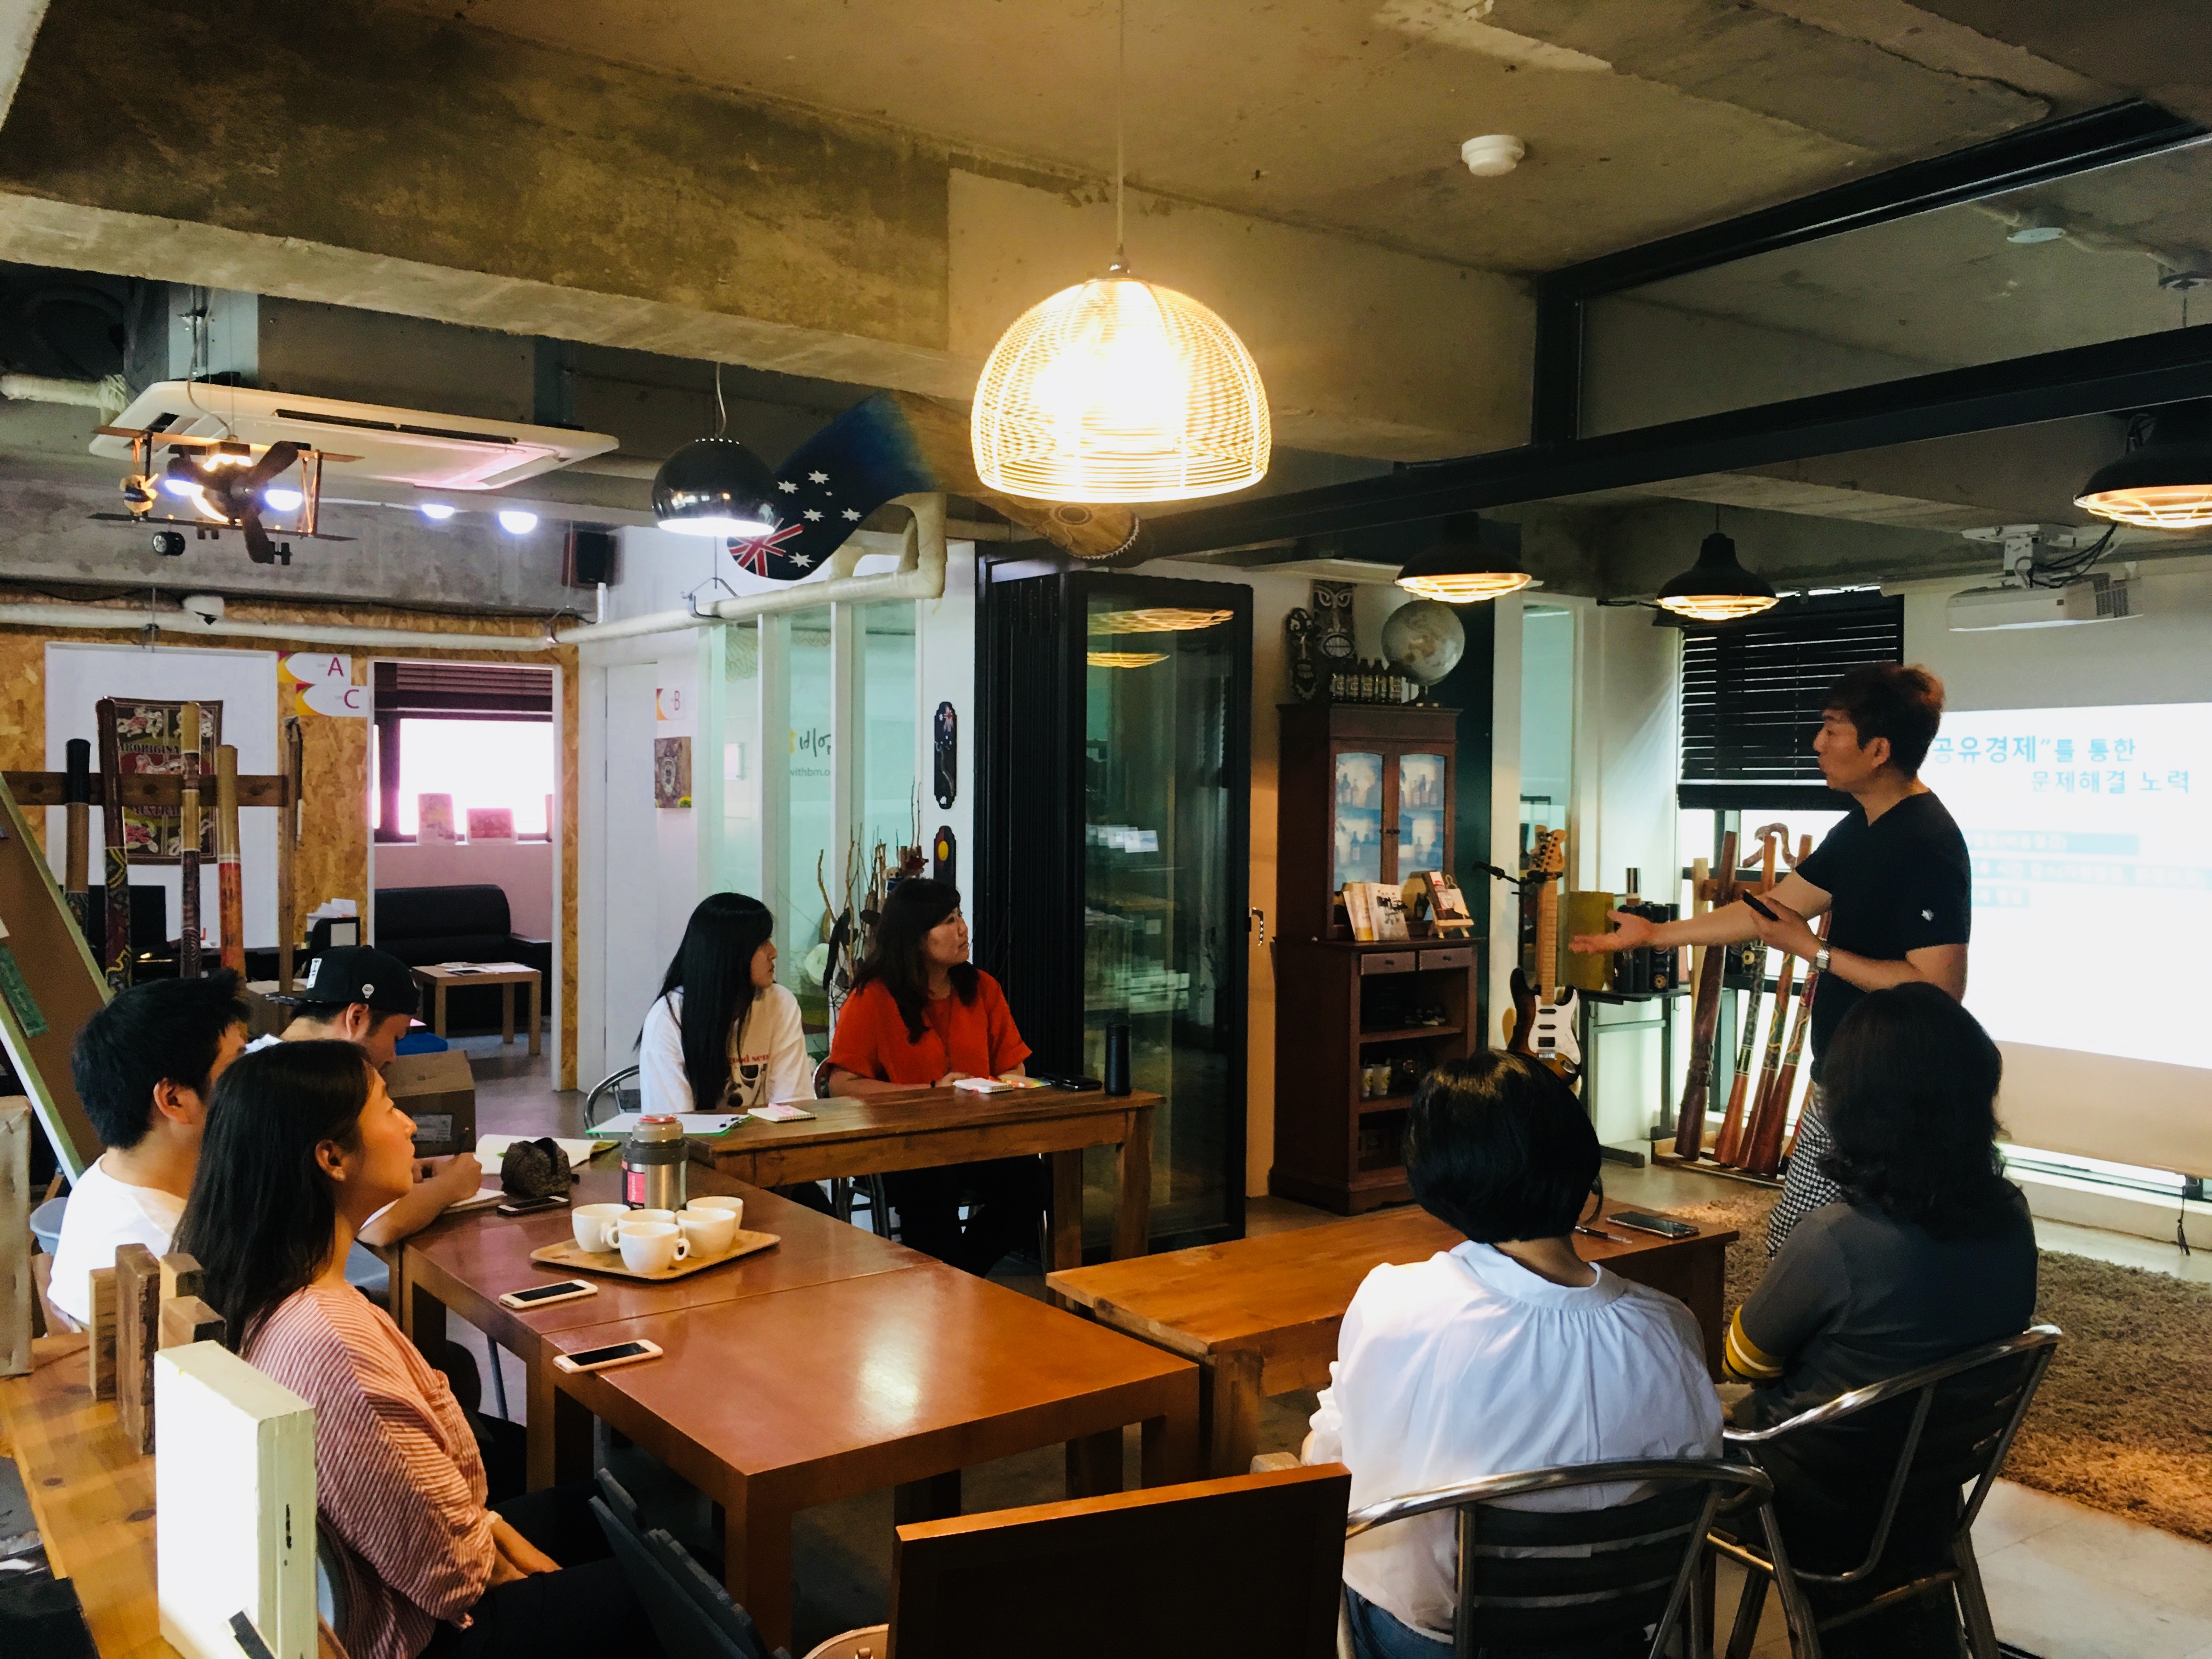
[1901,557,2212,1174]
[371,839,554,937]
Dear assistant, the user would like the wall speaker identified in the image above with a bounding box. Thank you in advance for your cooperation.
[564,526,618,588]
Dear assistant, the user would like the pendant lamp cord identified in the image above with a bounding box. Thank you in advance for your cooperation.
[1113,0,1127,269]
[713,360,727,438]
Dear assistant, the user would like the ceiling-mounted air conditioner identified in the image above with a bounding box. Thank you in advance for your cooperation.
[90,382,617,492]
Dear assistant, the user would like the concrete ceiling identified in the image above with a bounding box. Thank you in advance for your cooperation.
[399,0,2114,272]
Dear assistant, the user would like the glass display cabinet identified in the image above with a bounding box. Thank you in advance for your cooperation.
[978,565,1252,1252]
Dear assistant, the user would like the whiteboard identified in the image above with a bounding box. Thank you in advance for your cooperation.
[44,643,282,950]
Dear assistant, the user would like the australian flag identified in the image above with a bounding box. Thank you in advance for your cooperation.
[726,392,940,582]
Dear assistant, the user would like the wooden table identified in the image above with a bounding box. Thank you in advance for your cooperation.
[400,1161,930,1488]
[0,1332,179,1659]
[411,961,542,1054]
[545,1262,1200,1651]
[697,1085,1160,1268]
[1047,1199,1737,1477]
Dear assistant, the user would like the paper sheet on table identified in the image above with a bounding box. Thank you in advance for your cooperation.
[583,1113,744,1139]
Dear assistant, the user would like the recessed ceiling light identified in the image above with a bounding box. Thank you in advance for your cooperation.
[2008,225,2065,245]
[497,510,539,534]
[1460,134,1526,178]
[419,502,457,521]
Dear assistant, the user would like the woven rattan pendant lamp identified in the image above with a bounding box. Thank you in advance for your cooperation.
[971,3,1269,504]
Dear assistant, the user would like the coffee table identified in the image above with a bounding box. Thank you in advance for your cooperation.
[411,961,542,1054]
[698,1085,1160,1267]
[399,1161,928,1488]
[1046,1199,1736,1477]
[544,1262,1200,1651]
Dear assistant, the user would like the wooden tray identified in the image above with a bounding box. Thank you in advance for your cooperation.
[528,1229,781,1282]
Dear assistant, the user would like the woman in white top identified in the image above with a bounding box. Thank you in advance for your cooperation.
[638,893,810,1114]
[1307,1051,1721,1659]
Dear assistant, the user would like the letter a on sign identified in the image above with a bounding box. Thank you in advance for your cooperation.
[280,653,364,718]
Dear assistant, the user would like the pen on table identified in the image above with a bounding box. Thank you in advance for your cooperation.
[1575,1223,1628,1244]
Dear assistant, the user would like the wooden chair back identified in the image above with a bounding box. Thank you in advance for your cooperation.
[889,1465,1351,1659]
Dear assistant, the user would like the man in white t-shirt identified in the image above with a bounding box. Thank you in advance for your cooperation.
[47,970,251,1329]
[1306,1052,1722,1659]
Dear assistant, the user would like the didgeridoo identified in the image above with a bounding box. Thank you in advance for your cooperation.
[1712,984,1761,1166]
[94,700,131,990]
[215,744,245,975]
[1745,913,1828,1177]
[1671,828,1737,1161]
[178,705,202,977]
[63,737,91,940]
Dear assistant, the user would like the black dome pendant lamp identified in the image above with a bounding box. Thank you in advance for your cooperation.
[652,363,778,538]
[1656,517,1778,623]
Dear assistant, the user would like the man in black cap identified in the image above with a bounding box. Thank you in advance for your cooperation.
[256,945,483,1247]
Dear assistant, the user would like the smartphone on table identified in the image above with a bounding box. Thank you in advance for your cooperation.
[1609,1211,1700,1240]
[496,1278,598,1311]
[496,1194,568,1217]
[552,1338,663,1375]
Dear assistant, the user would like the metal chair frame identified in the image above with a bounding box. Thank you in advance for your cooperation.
[1345,1458,1776,1659]
[1713,1324,2062,1659]
[583,1062,641,1126]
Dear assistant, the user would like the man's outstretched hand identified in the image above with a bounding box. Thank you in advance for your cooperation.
[1570,909,1658,955]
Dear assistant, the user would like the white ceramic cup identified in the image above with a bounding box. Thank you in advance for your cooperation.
[627,1207,678,1227]
[678,1206,738,1259]
[572,1203,629,1252]
[617,1222,690,1274]
[688,1195,744,1231]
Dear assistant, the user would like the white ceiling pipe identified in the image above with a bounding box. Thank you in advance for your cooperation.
[0,370,129,416]
[0,600,555,652]
[557,492,950,646]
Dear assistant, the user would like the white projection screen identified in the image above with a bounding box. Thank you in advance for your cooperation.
[1927,701,2212,1176]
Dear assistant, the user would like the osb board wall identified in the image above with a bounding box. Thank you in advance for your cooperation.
[0,601,583,1088]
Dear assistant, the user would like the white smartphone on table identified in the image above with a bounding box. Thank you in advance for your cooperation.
[552,1338,663,1375]
[496,1278,599,1311]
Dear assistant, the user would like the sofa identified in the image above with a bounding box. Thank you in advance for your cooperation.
[373,883,552,1033]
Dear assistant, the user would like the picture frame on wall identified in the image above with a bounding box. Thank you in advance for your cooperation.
[653,737,693,809]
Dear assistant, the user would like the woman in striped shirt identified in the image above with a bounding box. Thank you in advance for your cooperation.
[178,1041,656,1659]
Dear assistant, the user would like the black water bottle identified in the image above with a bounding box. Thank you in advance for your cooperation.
[1104,1023,1132,1096]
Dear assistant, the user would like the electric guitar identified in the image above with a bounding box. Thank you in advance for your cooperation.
[1507,827,1582,1081]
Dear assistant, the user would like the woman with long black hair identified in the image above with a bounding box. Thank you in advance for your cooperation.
[177,1041,652,1659]
[639,891,810,1115]
[824,877,1037,1273]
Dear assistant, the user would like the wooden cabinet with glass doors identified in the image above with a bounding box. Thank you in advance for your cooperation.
[1271,702,1479,1213]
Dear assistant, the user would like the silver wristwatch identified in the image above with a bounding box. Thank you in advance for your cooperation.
[1813,946,1832,975]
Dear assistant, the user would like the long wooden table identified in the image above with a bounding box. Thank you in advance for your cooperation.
[400,1162,928,1488]
[0,1332,179,1659]
[693,1085,1160,1267]
[1047,1199,1737,1477]
[544,1262,1199,1652]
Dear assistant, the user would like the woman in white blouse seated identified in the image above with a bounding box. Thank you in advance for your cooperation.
[639,893,810,1115]
[1307,1051,1722,1659]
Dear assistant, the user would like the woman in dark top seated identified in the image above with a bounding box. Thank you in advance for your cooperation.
[1723,983,2036,1651]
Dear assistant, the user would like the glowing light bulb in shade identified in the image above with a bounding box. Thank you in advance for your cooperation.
[497,510,539,534]
[263,488,303,511]
[419,502,458,521]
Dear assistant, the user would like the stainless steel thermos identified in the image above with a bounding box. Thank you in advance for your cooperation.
[622,1114,689,1211]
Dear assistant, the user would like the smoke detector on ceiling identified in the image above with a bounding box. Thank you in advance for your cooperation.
[1460,135,1525,178]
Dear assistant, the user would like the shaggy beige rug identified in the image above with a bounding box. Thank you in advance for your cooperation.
[1664,1185,2212,1543]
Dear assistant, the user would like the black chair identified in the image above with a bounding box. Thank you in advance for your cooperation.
[590,1469,787,1659]
[374,882,551,1030]
[1344,1458,1774,1658]
[1713,1324,2062,1659]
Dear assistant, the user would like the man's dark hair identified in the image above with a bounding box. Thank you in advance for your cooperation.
[1821,663,1945,777]
[1405,1051,1600,1242]
[1820,983,2018,1239]
[70,969,250,1150]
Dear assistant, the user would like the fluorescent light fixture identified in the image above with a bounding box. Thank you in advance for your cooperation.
[496,510,539,534]
[419,502,458,521]
[263,488,303,511]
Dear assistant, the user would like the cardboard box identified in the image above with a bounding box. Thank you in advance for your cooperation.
[383,1048,475,1156]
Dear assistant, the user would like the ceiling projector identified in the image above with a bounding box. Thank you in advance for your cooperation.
[1945,572,2139,631]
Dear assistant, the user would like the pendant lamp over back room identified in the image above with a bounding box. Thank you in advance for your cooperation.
[970,1,1269,505]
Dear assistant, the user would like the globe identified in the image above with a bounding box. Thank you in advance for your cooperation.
[1381,600,1466,686]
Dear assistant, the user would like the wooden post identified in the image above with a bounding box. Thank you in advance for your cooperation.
[160,1296,226,1350]
[87,1265,119,1398]
[160,1250,204,1302]
[95,698,132,990]
[179,704,203,978]
[115,1242,163,1453]
[0,1099,28,1376]
[278,716,303,993]
[216,747,245,975]
[63,738,92,941]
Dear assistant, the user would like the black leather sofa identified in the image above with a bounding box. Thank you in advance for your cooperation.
[372,883,552,1032]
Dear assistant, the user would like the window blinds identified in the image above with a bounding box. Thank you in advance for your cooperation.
[1677,592,1904,809]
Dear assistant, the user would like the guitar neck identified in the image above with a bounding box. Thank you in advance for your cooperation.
[1534,878,1560,1000]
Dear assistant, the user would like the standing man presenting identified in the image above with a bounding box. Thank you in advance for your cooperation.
[1572,664,1971,1253]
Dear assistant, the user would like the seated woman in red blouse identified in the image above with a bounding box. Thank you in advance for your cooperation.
[177,1041,653,1659]
[825,878,1040,1274]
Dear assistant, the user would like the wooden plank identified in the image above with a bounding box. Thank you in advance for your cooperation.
[3,771,291,810]
[157,1252,203,1303]
[0,774,110,1180]
[0,1333,181,1659]
[115,1243,161,1455]
[0,1098,27,1375]
[158,1296,224,1351]
[88,1266,119,1398]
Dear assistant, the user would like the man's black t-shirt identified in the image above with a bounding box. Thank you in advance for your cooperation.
[1794,791,1971,1070]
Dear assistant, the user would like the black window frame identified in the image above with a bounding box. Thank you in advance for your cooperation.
[371,661,556,843]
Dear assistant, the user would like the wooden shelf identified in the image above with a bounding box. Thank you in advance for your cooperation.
[1357,1023,1462,1046]
[1355,1093,1414,1117]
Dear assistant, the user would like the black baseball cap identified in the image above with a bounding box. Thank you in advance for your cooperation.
[275,946,419,1017]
